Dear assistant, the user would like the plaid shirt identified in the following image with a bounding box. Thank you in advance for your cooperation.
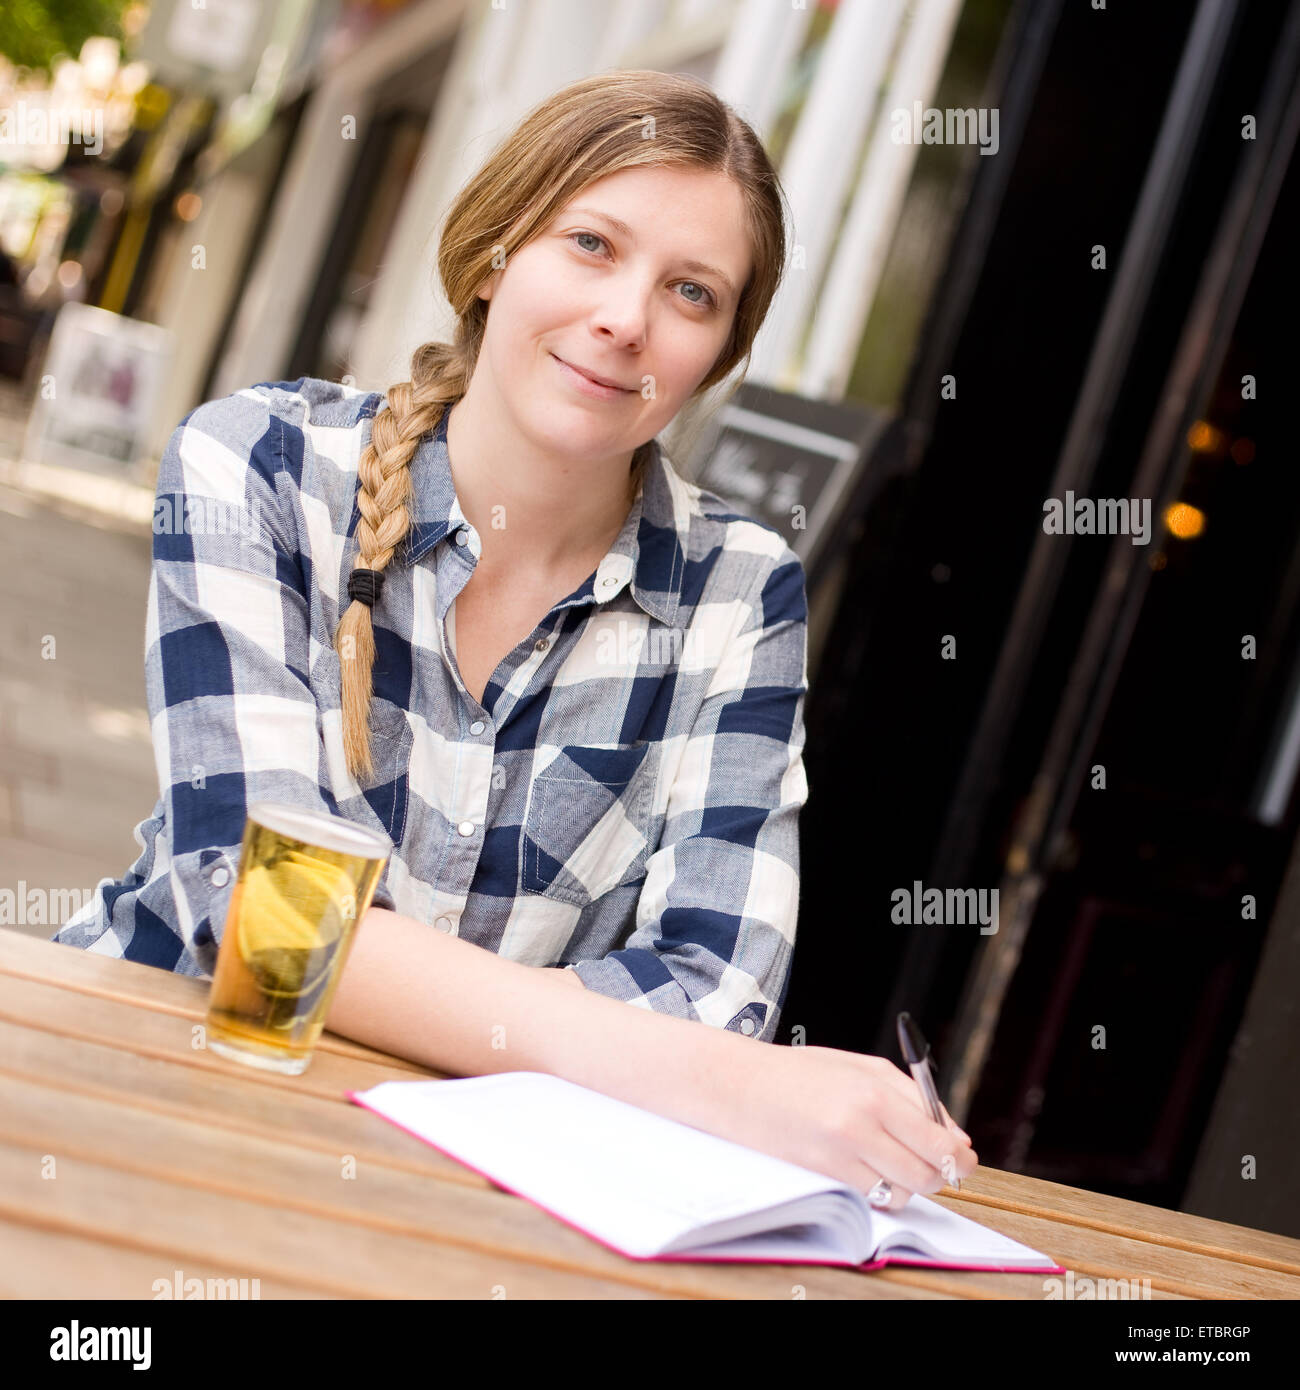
[53,377,810,1041]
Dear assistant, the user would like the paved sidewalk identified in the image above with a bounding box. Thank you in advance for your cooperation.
[0,381,160,941]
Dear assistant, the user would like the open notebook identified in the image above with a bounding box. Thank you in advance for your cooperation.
[348,1071,1064,1273]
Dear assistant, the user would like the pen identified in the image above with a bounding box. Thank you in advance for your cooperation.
[896,1011,961,1192]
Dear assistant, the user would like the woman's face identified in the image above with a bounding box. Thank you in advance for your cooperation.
[475,164,753,465]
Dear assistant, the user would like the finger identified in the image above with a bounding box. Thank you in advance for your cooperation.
[876,1060,973,1146]
[860,1119,949,1196]
[875,1181,913,1213]
[843,1154,916,1212]
[878,1090,978,1184]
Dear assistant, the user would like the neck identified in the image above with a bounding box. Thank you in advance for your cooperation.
[444,389,640,575]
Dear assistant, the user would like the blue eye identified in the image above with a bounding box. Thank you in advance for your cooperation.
[567,232,717,309]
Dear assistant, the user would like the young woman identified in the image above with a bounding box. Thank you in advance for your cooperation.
[54,71,975,1209]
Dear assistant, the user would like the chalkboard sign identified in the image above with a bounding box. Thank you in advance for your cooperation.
[670,381,894,591]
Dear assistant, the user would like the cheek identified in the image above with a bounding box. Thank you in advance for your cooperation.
[656,332,722,393]
[489,261,558,338]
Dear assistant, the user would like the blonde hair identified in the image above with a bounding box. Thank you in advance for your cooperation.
[335,68,788,781]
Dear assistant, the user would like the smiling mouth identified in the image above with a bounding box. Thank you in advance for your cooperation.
[551,353,632,391]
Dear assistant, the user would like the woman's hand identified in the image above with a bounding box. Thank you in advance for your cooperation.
[721,1043,977,1211]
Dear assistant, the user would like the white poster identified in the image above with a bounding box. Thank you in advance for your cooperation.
[23,302,173,476]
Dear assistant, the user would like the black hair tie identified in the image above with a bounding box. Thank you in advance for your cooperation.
[347,568,386,607]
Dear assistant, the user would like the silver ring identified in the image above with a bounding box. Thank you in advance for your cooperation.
[867,1180,893,1207]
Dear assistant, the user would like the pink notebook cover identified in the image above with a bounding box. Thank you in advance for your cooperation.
[346,1088,1067,1276]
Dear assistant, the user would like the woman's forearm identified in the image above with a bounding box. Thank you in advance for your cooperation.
[324,905,761,1134]
[323,908,976,1208]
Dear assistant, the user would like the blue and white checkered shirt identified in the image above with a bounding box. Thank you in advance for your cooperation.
[52,377,810,1041]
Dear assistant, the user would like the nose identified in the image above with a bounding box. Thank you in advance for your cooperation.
[589,272,651,352]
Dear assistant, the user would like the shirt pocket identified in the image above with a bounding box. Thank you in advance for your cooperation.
[353,696,413,845]
[520,741,656,907]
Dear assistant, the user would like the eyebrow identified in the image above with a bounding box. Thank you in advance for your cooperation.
[564,206,738,300]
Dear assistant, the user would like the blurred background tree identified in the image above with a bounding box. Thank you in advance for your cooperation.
[0,0,129,74]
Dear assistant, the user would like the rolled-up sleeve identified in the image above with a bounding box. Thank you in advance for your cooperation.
[566,549,810,1042]
[56,387,395,977]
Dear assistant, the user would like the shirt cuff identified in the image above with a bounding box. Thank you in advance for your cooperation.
[187,847,398,977]
[565,953,779,1042]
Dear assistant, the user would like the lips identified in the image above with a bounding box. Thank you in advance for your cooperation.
[551,353,631,391]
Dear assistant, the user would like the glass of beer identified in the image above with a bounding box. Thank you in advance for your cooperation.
[205,802,391,1076]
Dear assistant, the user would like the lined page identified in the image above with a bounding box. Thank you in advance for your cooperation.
[353,1071,851,1259]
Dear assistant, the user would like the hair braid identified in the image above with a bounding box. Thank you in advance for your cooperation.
[335,343,469,780]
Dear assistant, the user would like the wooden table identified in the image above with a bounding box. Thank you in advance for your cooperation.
[3,927,1299,1301]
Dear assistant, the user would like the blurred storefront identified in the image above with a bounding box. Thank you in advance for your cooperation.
[123,0,434,460]
[2,1,441,455]
[0,27,154,384]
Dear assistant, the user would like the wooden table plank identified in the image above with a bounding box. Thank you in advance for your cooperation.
[925,1192,1297,1299]
[0,1219,331,1300]
[956,1168,1300,1275]
[0,1141,683,1300]
[0,1019,488,1178]
[0,972,421,1101]
[1,930,432,1074]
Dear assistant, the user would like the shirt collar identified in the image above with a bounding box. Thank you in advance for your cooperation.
[358,398,687,627]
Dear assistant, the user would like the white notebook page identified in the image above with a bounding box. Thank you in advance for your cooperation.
[355,1071,850,1259]
[869,1195,1052,1264]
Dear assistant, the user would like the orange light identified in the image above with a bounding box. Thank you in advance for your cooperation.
[175,191,202,221]
[1163,502,1206,539]
[1186,420,1226,453]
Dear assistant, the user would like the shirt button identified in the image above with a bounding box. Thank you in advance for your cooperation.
[534,638,549,652]
[435,916,453,932]
[457,820,476,836]
[210,866,230,888]
[454,527,469,546]
[469,720,485,735]
[740,1017,755,1035]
